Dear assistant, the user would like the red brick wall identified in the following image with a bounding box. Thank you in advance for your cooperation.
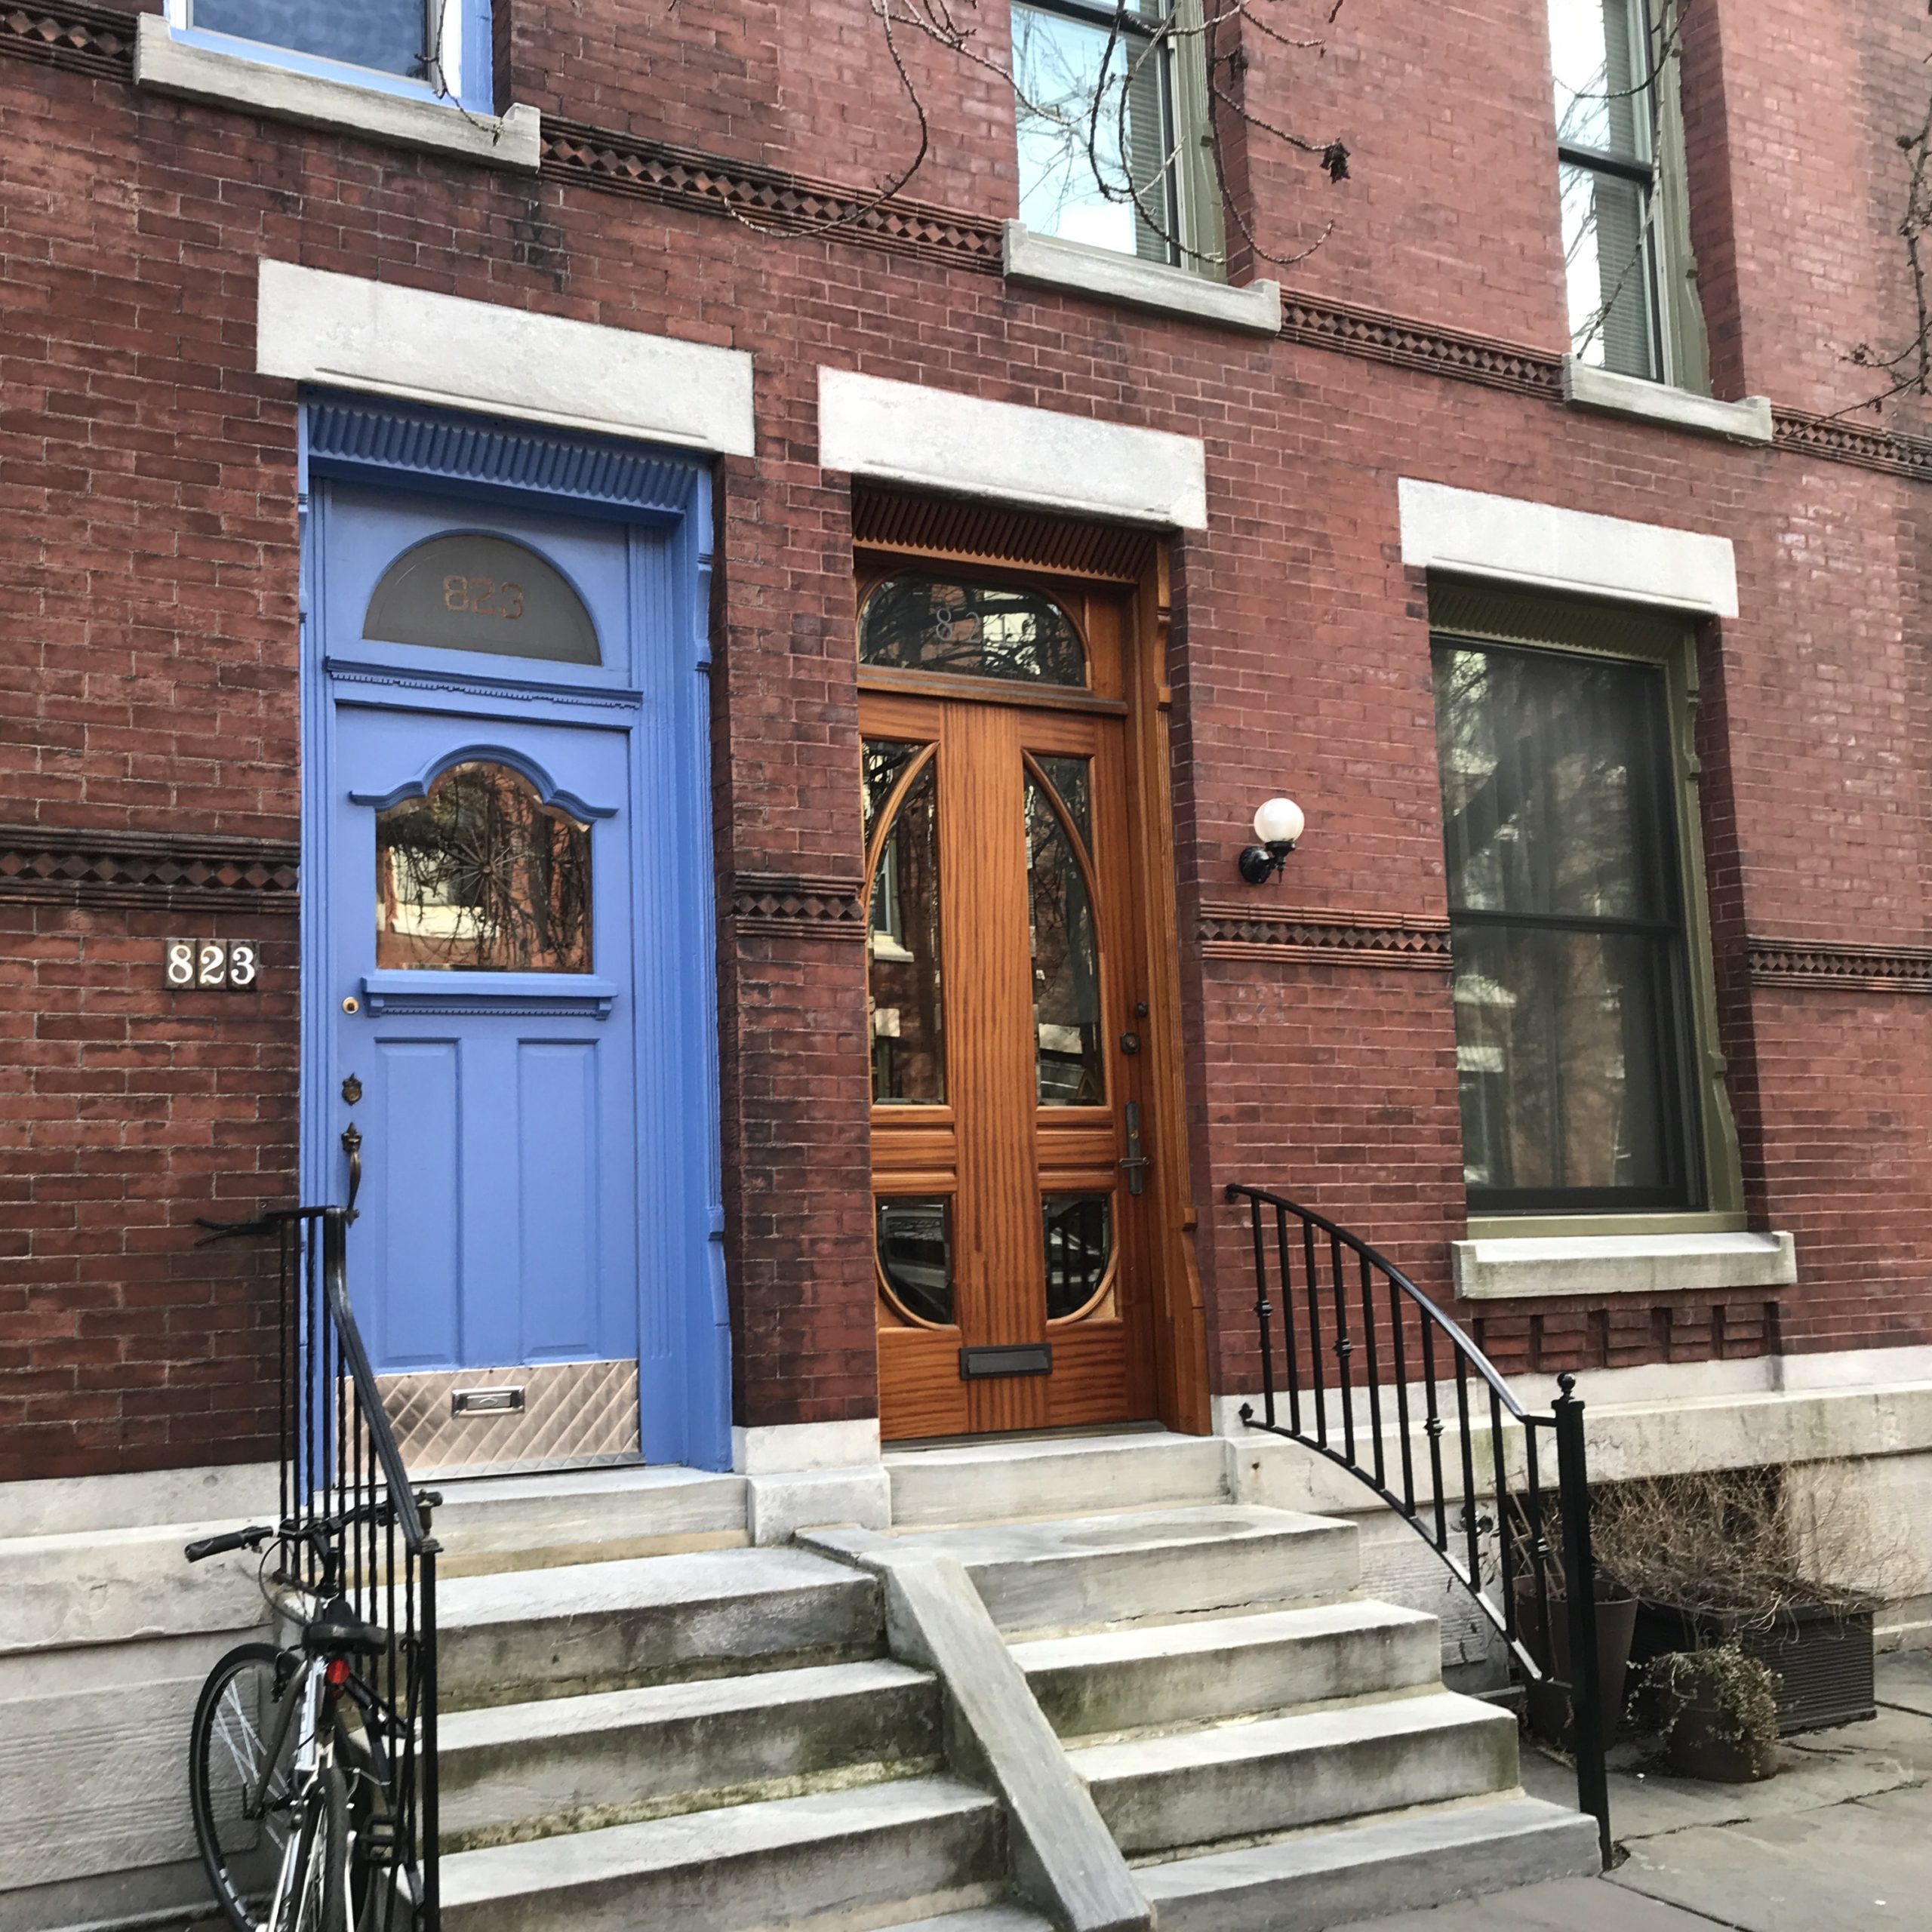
[4,3,1931,1475]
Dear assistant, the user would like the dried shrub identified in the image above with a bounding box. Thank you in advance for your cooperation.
[1590,1464,1894,1623]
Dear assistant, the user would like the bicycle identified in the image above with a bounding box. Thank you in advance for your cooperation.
[184,1513,408,1932]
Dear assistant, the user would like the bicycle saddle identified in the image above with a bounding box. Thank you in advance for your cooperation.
[302,1611,389,1659]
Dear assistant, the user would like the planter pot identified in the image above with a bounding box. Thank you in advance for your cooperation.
[1630,1600,1875,1735]
[1515,1579,1639,1749]
[1663,1691,1779,1783]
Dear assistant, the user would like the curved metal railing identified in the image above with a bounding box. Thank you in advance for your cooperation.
[201,1205,442,1926]
[1224,1183,1611,1866]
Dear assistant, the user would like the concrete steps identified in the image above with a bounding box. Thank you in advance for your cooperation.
[1013,1599,1441,1737]
[410,1443,1595,1932]
[1070,1688,1521,1856]
[1137,1793,1601,1930]
[438,1658,941,1849]
[885,1429,1228,1527]
[430,1463,747,1577]
[435,1546,881,1708]
[438,1775,1004,1932]
[806,1505,1358,1635]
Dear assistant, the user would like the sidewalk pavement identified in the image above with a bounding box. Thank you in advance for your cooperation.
[1337,1650,1932,1932]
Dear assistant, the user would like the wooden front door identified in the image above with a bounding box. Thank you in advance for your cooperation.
[860,565,1158,1438]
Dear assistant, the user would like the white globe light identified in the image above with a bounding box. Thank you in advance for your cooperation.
[1252,796,1305,848]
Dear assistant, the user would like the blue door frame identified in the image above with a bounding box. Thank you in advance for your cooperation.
[297,394,731,1473]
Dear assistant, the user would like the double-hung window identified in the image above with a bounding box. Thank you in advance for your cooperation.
[1548,0,1670,381]
[1432,598,1722,1218]
[1011,0,1213,269]
[165,1,491,112]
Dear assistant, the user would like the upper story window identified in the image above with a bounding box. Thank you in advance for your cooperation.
[1548,0,1680,383]
[165,0,491,111]
[1012,0,1217,270]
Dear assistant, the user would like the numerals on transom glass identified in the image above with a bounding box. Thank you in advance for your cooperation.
[375,761,592,973]
[864,740,946,1104]
[860,575,1087,688]
[1026,756,1103,1106]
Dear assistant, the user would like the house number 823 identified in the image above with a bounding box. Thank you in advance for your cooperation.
[165,940,260,990]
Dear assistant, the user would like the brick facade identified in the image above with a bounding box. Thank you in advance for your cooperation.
[5,0,1931,1479]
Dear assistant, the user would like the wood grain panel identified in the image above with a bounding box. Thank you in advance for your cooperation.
[863,558,1172,1441]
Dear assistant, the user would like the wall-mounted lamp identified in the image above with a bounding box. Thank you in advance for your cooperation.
[1238,796,1305,885]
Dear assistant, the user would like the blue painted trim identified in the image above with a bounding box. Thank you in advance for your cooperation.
[299,393,733,1473]
[361,972,616,1018]
[322,656,645,712]
[348,743,618,820]
[308,395,700,525]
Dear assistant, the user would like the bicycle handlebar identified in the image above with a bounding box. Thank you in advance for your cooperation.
[184,1525,274,1562]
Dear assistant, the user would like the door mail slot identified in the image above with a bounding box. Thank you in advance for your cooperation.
[958,1344,1052,1380]
[451,1385,526,1417]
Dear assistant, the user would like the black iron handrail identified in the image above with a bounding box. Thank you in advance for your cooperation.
[201,1205,441,1926]
[1224,1183,1611,1867]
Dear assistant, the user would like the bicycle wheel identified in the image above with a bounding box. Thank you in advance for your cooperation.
[286,1765,347,1932]
[189,1642,303,1932]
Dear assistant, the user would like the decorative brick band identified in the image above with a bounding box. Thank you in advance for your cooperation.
[0,1,133,78]
[0,824,300,910]
[9,8,1932,488]
[542,120,1003,272]
[1278,296,1563,400]
[1771,408,1932,485]
[1199,903,1453,970]
[1746,937,1932,992]
[731,872,867,941]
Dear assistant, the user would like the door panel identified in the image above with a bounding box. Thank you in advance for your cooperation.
[866,618,1156,1438]
[330,703,641,1469]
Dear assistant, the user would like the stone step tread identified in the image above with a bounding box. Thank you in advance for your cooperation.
[436,1544,866,1629]
[440,1775,998,1909]
[883,1429,1211,1469]
[438,1658,934,1752]
[1011,1598,1435,1674]
[435,1463,743,1509]
[1137,1794,1601,1918]
[1067,1687,1513,1780]
[810,1504,1347,1570]
[878,1911,1054,1932]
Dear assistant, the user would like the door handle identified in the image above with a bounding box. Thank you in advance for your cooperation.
[1118,1100,1149,1198]
[341,1122,362,1221]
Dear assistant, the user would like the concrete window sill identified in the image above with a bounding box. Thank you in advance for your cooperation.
[1002,221,1281,336]
[135,17,541,174]
[1451,1230,1797,1301]
[1562,357,1773,444]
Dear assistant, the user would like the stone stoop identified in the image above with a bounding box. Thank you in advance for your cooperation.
[806,1499,1600,1931]
[415,1441,1597,1932]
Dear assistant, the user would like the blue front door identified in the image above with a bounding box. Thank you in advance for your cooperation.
[303,424,728,1475]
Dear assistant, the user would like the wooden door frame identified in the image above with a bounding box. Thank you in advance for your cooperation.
[854,527,1211,1436]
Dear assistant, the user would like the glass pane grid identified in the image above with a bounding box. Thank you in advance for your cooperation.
[1433,636,1696,1211]
[1013,0,1177,263]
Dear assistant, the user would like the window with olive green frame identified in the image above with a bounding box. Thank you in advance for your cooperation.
[1429,582,1742,1229]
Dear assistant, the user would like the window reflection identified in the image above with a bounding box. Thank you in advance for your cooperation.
[1027,763,1103,1105]
[1043,1192,1112,1320]
[1434,639,1694,1208]
[877,1196,955,1326]
[376,761,592,973]
[866,740,946,1104]
[860,577,1086,688]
